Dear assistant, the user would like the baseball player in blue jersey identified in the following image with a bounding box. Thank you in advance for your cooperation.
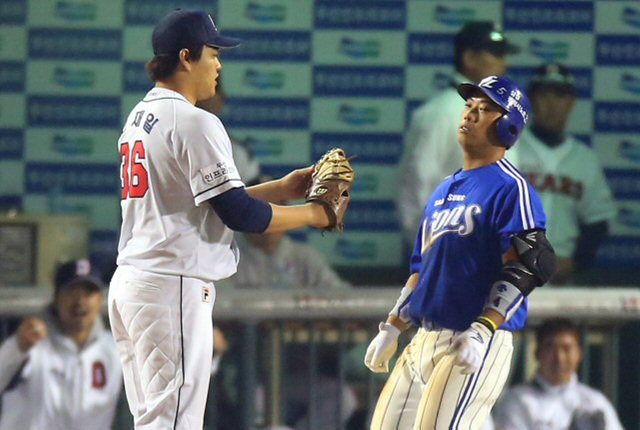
[364,75,557,430]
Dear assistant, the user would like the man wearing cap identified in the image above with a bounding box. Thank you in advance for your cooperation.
[506,63,616,284]
[109,9,333,430]
[397,21,519,246]
[0,259,122,430]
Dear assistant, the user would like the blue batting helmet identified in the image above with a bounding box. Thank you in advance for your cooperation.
[458,75,531,149]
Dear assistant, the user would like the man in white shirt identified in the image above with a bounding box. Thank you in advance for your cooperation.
[0,259,122,430]
[506,63,616,284]
[493,318,624,430]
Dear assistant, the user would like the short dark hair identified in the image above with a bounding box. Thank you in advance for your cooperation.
[145,44,205,82]
[535,318,581,346]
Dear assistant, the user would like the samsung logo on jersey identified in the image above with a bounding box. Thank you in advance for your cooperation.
[604,168,640,199]
[124,0,216,24]
[528,39,569,62]
[28,96,120,127]
[55,1,97,21]
[594,102,640,133]
[244,136,284,157]
[0,61,25,91]
[224,98,308,129]
[621,73,640,95]
[618,140,640,163]
[245,2,285,23]
[0,129,24,159]
[315,2,405,29]
[26,162,118,194]
[29,29,121,60]
[434,5,476,27]
[408,34,452,64]
[244,69,284,90]
[622,7,640,29]
[0,0,26,24]
[221,31,310,61]
[335,238,377,260]
[338,105,380,126]
[597,36,640,65]
[343,200,398,231]
[504,2,593,31]
[52,135,94,156]
[314,66,403,97]
[312,133,403,164]
[52,66,95,89]
[339,37,380,59]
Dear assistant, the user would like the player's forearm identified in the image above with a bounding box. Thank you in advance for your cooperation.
[264,203,328,233]
[384,273,419,330]
[246,180,283,202]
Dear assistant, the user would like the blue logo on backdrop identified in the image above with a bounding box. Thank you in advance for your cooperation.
[55,1,97,21]
[245,2,286,23]
[434,5,476,27]
[28,96,121,127]
[618,140,640,163]
[53,66,95,89]
[432,72,452,90]
[314,67,403,97]
[621,73,640,95]
[244,136,285,157]
[221,31,310,61]
[0,129,24,159]
[53,135,94,156]
[339,38,381,59]
[594,102,640,133]
[338,105,380,126]
[224,98,308,129]
[124,62,153,92]
[408,34,453,64]
[508,66,592,99]
[312,133,403,164]
[344,200,398,231]
[26,162,118,194]
[0,0,26,24]
[315,2,405,29]
[29,29,121,60]
[124,0,218,25]
[504,2,593,31]
[529,39,569,62]
[597,36,640,65]
[604,168,640,199]
[622,7,640,29]
[0,61,25,91]
[597,236,640,268]
[244,69,284,90]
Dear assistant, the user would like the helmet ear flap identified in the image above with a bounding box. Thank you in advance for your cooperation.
[496,113,519,149]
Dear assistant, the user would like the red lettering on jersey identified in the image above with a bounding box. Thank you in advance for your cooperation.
[522,171,583,200]
[540,174,556,193]
[120,140,149,199]
[92,361,107,389]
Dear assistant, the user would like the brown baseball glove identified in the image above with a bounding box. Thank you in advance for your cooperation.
[305,148,355,232]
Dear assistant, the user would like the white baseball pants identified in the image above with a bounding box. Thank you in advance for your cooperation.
[108,265,216,430]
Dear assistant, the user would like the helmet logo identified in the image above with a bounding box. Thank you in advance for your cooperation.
[478,76,498,88]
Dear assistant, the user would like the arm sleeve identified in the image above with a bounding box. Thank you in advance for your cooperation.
[209,187,273,233]
[175,111,245,206]
[0,336,29,393]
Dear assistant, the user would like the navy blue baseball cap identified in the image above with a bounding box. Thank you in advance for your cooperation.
[54,258,104,295]
[152,9,241,55]
[455,21,519,57]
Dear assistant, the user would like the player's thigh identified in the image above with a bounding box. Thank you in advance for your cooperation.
[415,330,513,430]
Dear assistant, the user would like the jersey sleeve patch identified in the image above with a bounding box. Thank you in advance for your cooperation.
[199,161,238,185]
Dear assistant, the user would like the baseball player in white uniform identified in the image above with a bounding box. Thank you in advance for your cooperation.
[108,10,331,430]
[0,259,122,430]
[506,63,616,284]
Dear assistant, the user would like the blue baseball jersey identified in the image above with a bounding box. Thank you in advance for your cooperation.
[408,158,546,331]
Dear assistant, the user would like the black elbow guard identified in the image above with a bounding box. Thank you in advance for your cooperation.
[511,229,557,286]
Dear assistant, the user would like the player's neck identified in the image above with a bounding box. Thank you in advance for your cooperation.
[155,78,197,105]
[462,148,504,170]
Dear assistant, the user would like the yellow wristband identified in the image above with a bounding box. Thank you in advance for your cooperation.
[476,316,498,333]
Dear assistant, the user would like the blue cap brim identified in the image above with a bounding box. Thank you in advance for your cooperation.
[206,35,241,49]
[457,83,505,111]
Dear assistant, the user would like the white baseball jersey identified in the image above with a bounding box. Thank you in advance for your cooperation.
[396,72,469,244]
[506,129,616,258]
[493,373,624,429]
[0,310,122,430]
[117,87,244,281]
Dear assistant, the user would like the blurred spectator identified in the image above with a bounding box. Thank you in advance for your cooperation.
[396,21,519,245]
[493,318,624,430]
[0,259,122,430]
[506,63,616,284]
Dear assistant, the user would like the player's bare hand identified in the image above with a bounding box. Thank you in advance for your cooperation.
[213,326,228,356]
[16,317,48,352]
[447,321,492,374]
[364,322,400,373]
[278,166,314,201]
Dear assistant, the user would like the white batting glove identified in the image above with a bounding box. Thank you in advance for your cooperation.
[447,321,493,374]
[364,322,401,373]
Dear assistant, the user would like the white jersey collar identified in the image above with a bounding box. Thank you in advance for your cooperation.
[143,87,191,104]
